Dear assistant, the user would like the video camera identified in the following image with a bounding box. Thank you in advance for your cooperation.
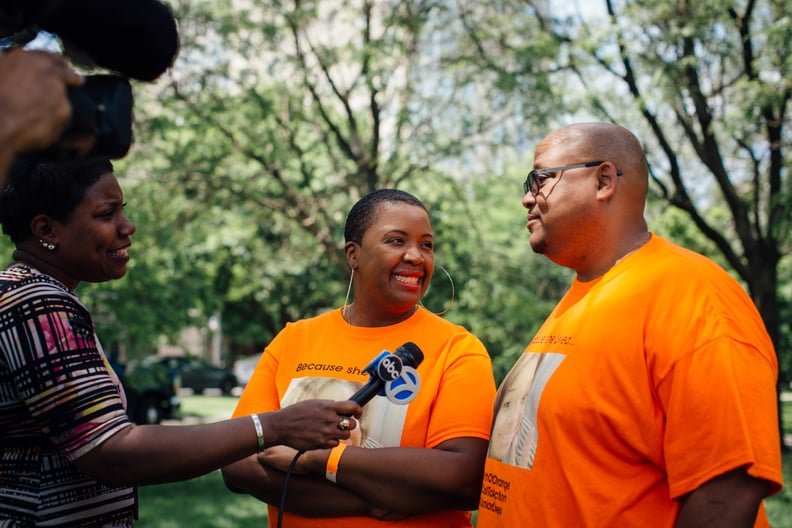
[0,0,180,163]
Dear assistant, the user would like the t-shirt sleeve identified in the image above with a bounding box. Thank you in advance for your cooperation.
[425,332,496,447]
[658,336,782,499]
[232,337,284,418]
[9,288,131,461]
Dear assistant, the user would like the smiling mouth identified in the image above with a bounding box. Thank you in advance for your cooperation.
[394,274,421,286]
[110,247,129,257]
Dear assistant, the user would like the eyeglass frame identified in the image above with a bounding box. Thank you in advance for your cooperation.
[523,161,622,196]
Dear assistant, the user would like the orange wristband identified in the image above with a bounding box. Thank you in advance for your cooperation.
[325,443,348,483]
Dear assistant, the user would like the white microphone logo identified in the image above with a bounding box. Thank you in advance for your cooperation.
[385,366,421,404]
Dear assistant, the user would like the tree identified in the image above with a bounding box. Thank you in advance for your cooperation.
[107,0,567,371]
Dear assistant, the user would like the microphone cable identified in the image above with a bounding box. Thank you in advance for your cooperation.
[277,449,305,528]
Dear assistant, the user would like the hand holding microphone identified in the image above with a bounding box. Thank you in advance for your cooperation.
[323,342,424,490]
[265,399,362,452]
[266,345,423,524]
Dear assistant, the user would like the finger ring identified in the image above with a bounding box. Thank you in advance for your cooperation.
[337,417,350,431]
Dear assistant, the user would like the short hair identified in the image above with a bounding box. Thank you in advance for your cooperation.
[344,189,428,245]
[0,159,114,244]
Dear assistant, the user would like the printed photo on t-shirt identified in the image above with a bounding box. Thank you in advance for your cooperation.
[488,353,564,469]
[282,376,409,448]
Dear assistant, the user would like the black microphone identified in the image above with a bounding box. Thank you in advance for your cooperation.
[349,342,424,407]
[8,0,180,81]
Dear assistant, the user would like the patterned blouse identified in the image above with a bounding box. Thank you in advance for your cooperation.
[0,263,135,527]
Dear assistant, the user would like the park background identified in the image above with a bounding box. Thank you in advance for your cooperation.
[4,0,790,524]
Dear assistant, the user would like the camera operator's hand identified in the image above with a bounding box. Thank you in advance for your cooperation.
[0,49,83,185]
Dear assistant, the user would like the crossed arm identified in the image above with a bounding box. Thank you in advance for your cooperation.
[222,436,488,519]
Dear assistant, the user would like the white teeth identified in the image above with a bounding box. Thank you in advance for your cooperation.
[395,275,419,285]
[111,248,128,257]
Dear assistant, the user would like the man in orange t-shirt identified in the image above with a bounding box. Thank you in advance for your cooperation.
[478,123,782,527]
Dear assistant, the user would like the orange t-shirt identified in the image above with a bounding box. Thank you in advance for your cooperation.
[477,234,782,527]
[233,306,495,528]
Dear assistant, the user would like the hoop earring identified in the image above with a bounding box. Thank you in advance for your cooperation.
[420,263,455,316]
[343,269,354,324]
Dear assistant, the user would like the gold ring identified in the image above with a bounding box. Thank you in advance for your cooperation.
[337,417,350,431]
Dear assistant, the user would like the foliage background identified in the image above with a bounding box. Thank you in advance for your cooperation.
[3,1,788,408]
[0,2,787,523]
[122,0,787,386]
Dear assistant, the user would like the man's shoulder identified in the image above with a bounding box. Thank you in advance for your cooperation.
[642,235,733,280]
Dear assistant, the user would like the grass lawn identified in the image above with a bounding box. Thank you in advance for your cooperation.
[136,395,792,527]
[137,395,268,527]
[137,470,266,528]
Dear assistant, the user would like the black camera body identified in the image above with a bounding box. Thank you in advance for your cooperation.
[0,0,179,163]
[45,75,134,163]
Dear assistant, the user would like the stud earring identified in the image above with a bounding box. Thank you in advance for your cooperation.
[39,239,56,251]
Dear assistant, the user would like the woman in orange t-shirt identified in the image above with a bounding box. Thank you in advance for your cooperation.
[222,189,496,528]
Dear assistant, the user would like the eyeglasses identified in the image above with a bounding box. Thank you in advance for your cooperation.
[523,161,622,196]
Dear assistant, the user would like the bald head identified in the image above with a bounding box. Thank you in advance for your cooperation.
[538,122,649,201]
